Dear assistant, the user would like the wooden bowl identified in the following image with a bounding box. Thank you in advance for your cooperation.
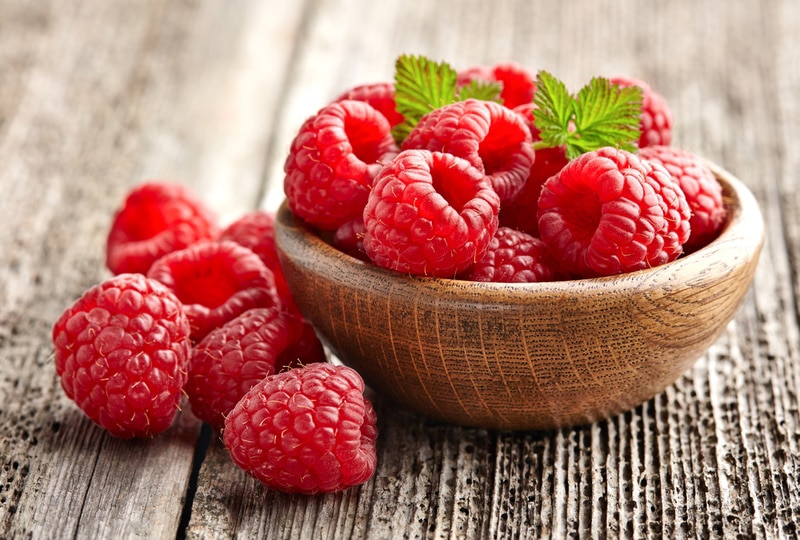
[274,164,764,430]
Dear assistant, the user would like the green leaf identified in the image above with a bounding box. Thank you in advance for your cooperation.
[392,54,459,145]
[533,71,643,159]
[570,77,642,158]
[457,80,503,103]
[533,71,574,149]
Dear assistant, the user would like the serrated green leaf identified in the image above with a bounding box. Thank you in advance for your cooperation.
[533,71,574,149]
[457,80,503,103]
[391,54,459,145]
[568,77,642,158]
[533,71,644,159]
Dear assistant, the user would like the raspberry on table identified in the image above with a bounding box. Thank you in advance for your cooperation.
[185,307,319,430]
[106,181,219,275]
[222,363,378,494]
[283,99,399,230]
[461,227,564,283]
[362,149,500,278]
[639,145,726,252]
[146,240,280,340]
[457,62,536,109]
[402,98,535,204]
[51,273,191,438]
[333,82,404,127]
[332,216,369,261]
[274,316,327,372]
[610,76,673,148]
[218,210,293,307]
[537,147,691,277]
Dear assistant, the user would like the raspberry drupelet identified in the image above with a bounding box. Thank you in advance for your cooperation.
[362,149,500,278]
[51,273,192,438]
[537,147,691,277]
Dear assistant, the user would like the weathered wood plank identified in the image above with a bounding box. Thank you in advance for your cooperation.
[0,0,308,538]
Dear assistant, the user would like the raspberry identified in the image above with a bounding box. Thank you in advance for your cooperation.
[333,82,404,127]
[222,363,378,494]
[106,182,219,275]
[146,240,280,340]
[332,216,369,261]
[283,99,399,230]
[639,145,726,252]
[609,76,672,148]
[275,317,327,372]
[499,146,569,236]
[362,149,500,277]
[462,227,563,283]
[457,62,536,109]
[499,103,571,236]
[537,147,691,277]
[185,307,319,430]
[218,211,292,306]
[51,273,191,438]
[402,99,535,204]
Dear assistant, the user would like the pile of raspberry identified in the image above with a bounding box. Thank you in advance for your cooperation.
[284,64,727,281]
[52,183,377,495]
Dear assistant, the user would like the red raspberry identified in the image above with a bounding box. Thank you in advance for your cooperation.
[185,307,320,430]
[275,318,327,372]
[402,99,535,204]
[283,100,399,230]
[499,104,571,236]
[537,147,691,277]
[147,240,280,340]
[639,145,726,252]
[457,62,536,109]
[362,150,500,278]
[332,216,369,261]
[106,182,219,275]
[462,227,563,283]
[499,146,569,236]
[51,273,191,438]
[222,363,378,494]
[609,76,672,148]
[218,211,292,307]
[333,82,404,127]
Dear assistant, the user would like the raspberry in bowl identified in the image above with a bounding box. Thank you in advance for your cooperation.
[274,163,763,430]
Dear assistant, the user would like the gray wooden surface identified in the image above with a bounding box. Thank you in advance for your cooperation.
[2,0,799,538]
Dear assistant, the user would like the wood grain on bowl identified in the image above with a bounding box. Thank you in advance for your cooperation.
[275,166,764,430]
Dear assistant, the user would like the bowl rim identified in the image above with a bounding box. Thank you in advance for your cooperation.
[275,161,764,300]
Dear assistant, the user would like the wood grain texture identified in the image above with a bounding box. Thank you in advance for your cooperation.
[1,0,799,538]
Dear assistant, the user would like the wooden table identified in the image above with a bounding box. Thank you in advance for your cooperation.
[2,0,799,538]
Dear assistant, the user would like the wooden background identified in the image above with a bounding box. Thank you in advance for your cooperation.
[2,0,799,538]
